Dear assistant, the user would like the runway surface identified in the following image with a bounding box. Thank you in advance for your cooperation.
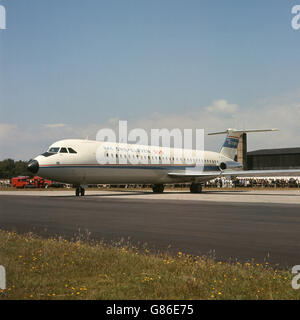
[1,190,300,267]
[1,189,300,204]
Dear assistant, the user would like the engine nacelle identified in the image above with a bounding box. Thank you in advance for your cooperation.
[219,161,243,170]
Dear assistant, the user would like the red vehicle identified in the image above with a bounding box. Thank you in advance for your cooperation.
[11,176,29,188]
[12,176,52,188]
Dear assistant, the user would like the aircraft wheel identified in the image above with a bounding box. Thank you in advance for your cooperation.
[152,184,164,193]
[80,187,85,196]
[190,183,202,193]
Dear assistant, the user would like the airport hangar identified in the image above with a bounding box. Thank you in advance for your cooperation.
[235,133,300,170]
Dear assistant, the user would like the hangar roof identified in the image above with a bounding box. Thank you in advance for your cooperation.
[248,148,300,156]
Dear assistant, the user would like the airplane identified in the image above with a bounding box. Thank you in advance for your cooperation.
[27,128,300,196]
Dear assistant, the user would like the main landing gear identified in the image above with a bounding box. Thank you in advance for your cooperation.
[152,184,164,193]
[75,186,85,197]
[190,183,202,193]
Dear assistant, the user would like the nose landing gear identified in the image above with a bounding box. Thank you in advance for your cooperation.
[75,186,85,197]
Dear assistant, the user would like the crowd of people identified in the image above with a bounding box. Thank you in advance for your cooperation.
[205,177,300,188]
[0,179,10,187]
[2,177,300,189]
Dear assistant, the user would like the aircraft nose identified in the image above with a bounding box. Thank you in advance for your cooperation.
[27,160,39,174]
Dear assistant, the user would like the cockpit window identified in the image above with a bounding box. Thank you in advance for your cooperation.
[48,147,60,153]
[68,148,77,154]
[60,147,68,153]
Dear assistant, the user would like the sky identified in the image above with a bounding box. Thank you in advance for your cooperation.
[0,0,300,160]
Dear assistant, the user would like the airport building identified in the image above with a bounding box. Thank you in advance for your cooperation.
[236,134,300,170]
[247,148,300,170]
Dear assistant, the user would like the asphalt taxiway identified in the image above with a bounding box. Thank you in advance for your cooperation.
[1,190,300,267]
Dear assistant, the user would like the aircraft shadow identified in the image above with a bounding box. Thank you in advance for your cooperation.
[50,189,300,198]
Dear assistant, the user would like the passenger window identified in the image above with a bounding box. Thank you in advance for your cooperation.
[60,147,68,153]
[68,148,77,154]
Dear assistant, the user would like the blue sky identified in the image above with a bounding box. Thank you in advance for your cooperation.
[0,0,300,159]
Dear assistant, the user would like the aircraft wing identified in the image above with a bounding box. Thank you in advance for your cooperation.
[168,169,300,178]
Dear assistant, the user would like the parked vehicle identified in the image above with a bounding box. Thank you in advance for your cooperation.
[11,176,52,188]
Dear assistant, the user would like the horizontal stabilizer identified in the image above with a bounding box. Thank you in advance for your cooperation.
[207,128,279,136]
[207,128,279,160]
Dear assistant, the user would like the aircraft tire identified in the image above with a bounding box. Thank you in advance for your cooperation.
[80,188,85,196]
[152,184,164,193]
[190,183,202,193]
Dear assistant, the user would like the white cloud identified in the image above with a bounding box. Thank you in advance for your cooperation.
[0,123,17,138]
[127,96,300,152]
[0,124,98,160]
[1,93,300,160]
[44,123,66,128]
[205,99,238,114]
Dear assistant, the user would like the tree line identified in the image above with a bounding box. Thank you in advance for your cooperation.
[0,159,32,179]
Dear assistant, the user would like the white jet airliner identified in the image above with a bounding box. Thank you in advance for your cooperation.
[27,128,300,196]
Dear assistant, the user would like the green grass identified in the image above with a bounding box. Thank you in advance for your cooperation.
[0,229,299,300]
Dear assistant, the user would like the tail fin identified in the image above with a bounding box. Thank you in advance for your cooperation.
[208,128,278,160]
